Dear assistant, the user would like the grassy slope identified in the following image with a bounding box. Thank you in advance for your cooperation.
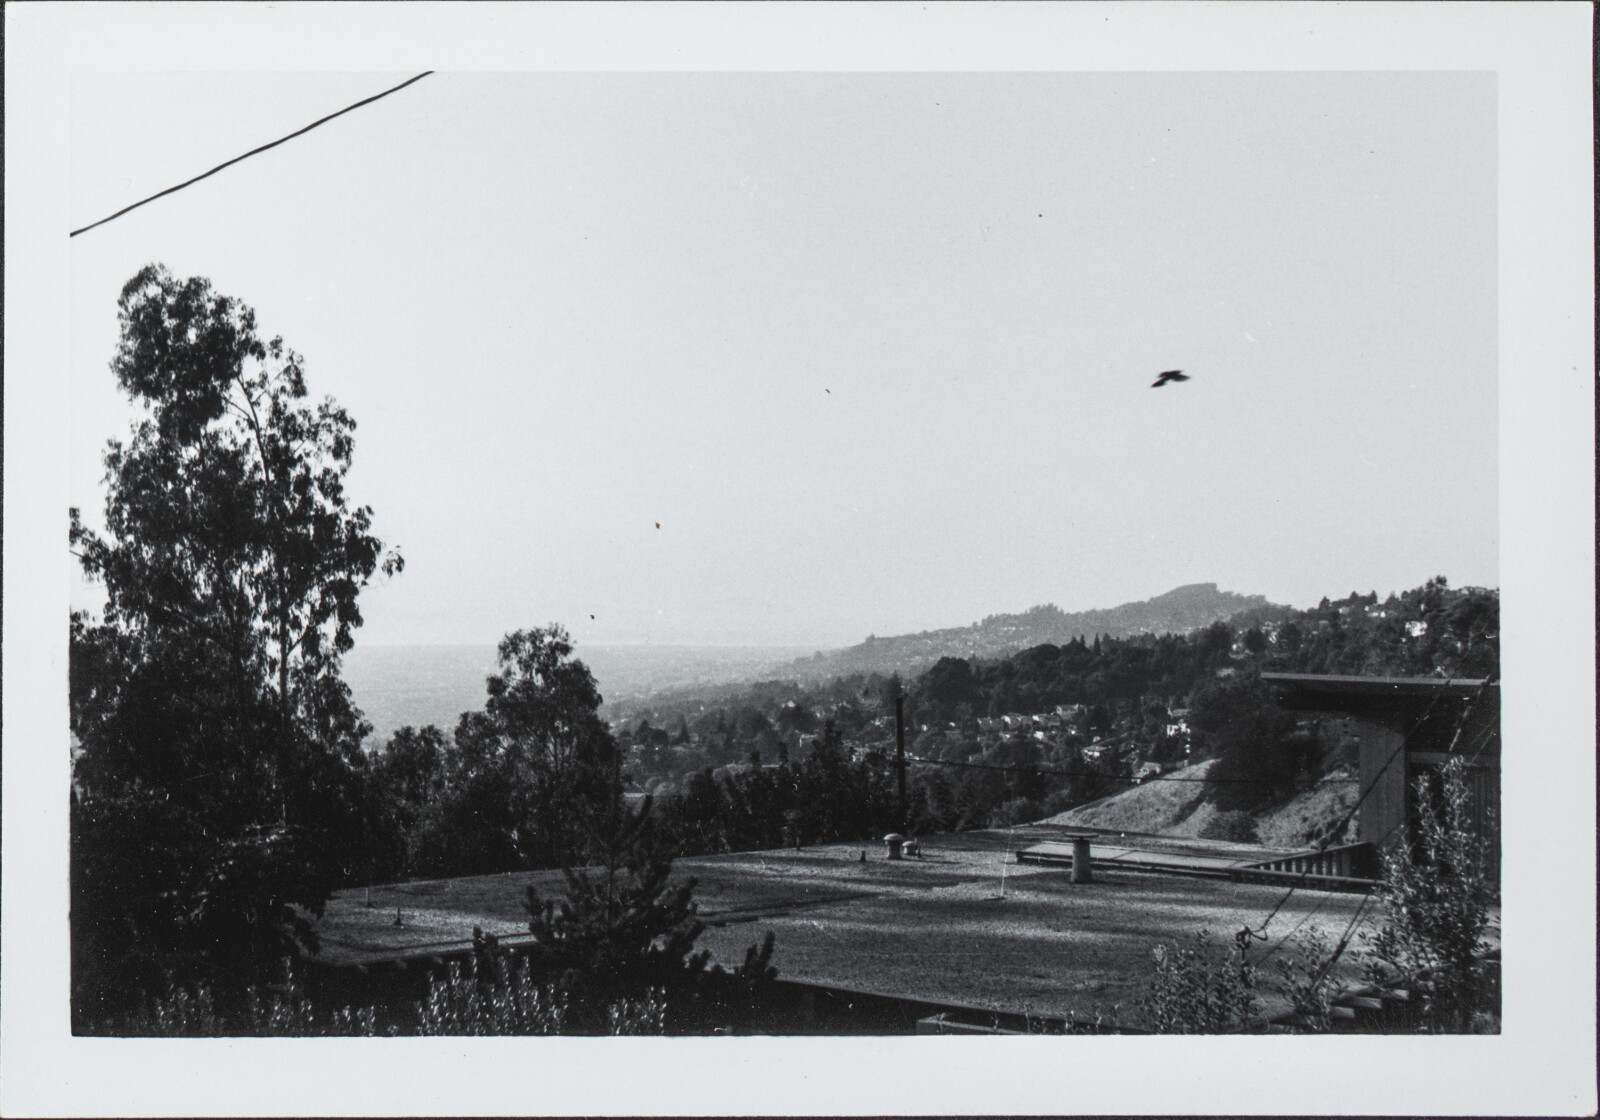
[1040,759,1360,848]
[1253,772,1360,848]
[1040,760,1216,834]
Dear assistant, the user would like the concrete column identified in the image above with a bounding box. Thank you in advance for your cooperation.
[1071,835,1093,883]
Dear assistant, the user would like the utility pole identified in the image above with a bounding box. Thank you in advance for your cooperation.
[894,693,907,829]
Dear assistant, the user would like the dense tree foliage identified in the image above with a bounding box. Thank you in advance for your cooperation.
[70,266,401,1026]
[1187,676,1312,812]
[650,720,901,856]
[384,627,623,878]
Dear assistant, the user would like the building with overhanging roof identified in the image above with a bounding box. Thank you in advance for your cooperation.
[1261,673,1499,879]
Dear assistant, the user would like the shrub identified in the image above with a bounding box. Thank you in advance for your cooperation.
[1267,928,1337,1032]
[415,937,569,1036]
[1139,932,1259,1033]
[1366,756,1498,1032]
[1199,808,1259,843]
[607,988,669,1035]
[989,796,1044,828]
[1040,787,1084,819]
[522,797,711,1030]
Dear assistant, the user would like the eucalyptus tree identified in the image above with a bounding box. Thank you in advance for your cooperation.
[70,265,400,1022]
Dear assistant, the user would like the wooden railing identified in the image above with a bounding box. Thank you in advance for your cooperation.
[1242,841,1379,881]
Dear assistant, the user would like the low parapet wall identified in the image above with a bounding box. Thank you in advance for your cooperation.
[1014,838,1380,893]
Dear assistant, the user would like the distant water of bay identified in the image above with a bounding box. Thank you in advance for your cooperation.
[343,643,812,748]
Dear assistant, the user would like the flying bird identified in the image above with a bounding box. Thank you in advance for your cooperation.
[1150,370,1189,388]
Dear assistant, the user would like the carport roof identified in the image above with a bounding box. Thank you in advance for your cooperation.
[1261,672,1493,713]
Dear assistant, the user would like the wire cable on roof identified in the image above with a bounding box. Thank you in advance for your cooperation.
[70,71,434,238]
[1238,669,1497,947]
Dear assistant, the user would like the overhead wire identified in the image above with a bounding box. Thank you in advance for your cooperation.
[1237,669,1497,957]
[1241,682,1495,1030]
[70,71,434,238]
[1254,885,1338,966]
[1254,803,1417,974]
[1239,673,1481,940]
[903,753,1358,787]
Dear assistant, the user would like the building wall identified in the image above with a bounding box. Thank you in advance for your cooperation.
[1356,719,1409,851]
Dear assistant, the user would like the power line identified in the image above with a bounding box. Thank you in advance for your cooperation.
[905,753,1358,787]
[70,71,434,238]
[1254,885,1338,966]
[1239,670,1497,946]
[1255,807,1412,973]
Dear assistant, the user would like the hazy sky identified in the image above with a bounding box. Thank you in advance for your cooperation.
[70,71,1498,648]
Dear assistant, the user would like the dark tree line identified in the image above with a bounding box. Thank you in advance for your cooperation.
[657,721,902,855]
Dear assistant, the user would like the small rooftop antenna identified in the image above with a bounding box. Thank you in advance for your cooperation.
[997,821,1017,900]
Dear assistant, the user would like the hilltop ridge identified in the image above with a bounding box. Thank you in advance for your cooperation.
[785,583,1282,683]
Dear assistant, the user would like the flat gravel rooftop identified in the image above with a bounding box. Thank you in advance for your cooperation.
[311,825,1443,1026]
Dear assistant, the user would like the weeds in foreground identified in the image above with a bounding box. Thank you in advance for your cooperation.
[1024,1004,1123,1034]
[1364,756,1499,1033]
[607,988,669,1035]
[1138,932,1258,1033]
[113,960,380,1037]
[1262,927,1339,1032]
[415,953,570,1036]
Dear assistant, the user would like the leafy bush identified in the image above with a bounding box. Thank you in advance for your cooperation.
[606,989,669,1035]
[1139,932,1259,1033]
[989,796,1044,828]
[415,936,569,1036]
[1267,928,1337,1032]
[1366,756,1498,1032]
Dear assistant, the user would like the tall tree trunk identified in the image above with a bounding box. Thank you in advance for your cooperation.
[279,609,291,826]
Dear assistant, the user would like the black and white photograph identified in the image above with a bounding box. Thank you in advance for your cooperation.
[4,3,1594,1116]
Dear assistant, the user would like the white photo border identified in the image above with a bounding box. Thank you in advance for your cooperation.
[5,2,1594,1116]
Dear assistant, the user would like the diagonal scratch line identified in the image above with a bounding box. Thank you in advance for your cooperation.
[70,71,434,238]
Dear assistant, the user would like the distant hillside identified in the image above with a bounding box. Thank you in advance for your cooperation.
[783,583,1282,683]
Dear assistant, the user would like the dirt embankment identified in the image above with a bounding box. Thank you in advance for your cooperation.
[1039,759,1359,848]
[1040,760,1214,834]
